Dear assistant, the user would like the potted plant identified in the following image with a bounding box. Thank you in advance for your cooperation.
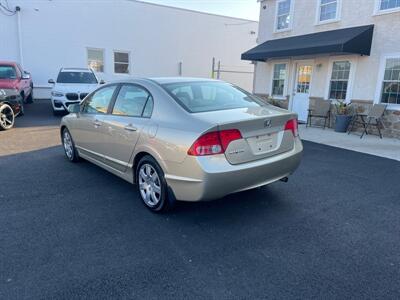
[334,100,353,132]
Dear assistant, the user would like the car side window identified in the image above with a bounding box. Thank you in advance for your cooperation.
[142,96,153,118]
[81,85,116,114]
[112,84,153,118]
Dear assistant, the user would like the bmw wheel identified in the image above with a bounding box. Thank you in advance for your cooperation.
[136,155,174,212]
[62,128,80,162]
[0,103,15,130]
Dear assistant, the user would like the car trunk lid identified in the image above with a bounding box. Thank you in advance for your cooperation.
[194,106,297,165]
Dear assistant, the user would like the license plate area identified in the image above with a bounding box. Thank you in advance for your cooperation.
[247,133,278,155]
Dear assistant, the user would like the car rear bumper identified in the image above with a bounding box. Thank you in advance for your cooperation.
[165,138,303,202]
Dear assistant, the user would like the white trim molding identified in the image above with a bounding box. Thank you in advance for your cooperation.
[269,60,291,99]
[324,56,358,103]
[274,0,294,33]
[373,0,400,16]
[374,52,400,110]
[86,47,105,73]
[113,50,131,75]
[315,0,342,25]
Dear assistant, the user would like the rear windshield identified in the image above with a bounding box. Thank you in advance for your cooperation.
[0,65,17,79]
[57,71,97,84]
[162,81,263,113]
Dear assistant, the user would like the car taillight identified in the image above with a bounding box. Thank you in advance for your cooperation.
[284,118,298,137]
[188,129,242,156]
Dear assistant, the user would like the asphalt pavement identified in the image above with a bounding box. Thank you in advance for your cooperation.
[1,101,399,299]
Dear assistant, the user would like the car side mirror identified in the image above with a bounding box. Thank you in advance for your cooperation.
[48,79,55,84]
[22,72,31,79]
[99,79,105,84]
[68,104,80,114]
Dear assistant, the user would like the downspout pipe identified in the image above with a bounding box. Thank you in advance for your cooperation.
[16,6,23,66]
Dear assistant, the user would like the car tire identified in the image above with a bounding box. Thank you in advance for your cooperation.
[26,92,33,104]
[61,127,80,162]
[0,103,15,130]
[136,155,175,212]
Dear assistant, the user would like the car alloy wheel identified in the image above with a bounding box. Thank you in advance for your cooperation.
[138,164,162,207]
[0,103,15,130]
[62,128,79,162]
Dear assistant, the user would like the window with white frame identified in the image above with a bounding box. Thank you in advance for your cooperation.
[272,63,287,97]
[87,48,104,72]
[329,61,350,100]
[114,51,130,74]
[380,57,400,104]
[379,0,400,11]
[276,0,292,31]
[318,0,338,22]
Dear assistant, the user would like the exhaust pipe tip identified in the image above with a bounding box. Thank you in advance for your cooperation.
[279,177,289,183]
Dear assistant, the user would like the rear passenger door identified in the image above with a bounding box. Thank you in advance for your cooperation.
[101,84,154,172]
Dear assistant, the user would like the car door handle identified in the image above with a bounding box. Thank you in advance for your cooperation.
[93,119,102,127]
[124,124,137,132]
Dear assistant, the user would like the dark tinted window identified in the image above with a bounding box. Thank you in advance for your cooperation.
[0,65,17,79]
[163,81,263,113]
[112,85,152,117]
[57,71,97,84]
[82,85,116,114]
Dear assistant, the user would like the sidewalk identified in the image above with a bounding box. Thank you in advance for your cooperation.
[299,125,400,161]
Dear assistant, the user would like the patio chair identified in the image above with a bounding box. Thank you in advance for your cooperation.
[347,103,387,139]
[306,99,332,129]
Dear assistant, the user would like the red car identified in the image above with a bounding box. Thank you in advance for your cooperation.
[0,61,33,108]
[0,88,24,130]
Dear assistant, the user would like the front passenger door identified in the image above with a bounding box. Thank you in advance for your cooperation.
[72,85,117,161]
[101,84,154,172]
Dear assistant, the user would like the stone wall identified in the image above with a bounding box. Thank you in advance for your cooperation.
[254,93,289,109]
[308,98,400,139]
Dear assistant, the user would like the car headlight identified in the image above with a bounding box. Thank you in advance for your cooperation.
[51,91,64,97]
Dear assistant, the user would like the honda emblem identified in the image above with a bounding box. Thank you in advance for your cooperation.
[264,119,272,127]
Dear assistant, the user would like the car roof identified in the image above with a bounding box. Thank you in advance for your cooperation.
[60,68,93,73]
[0,61,17,66]
[150,77,220,84]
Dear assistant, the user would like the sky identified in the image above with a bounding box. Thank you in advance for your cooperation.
[138,0,260,21]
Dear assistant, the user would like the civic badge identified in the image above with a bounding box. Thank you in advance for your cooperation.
[264,119,272,127]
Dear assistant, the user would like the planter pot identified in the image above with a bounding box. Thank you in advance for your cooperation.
[334,115,352,132]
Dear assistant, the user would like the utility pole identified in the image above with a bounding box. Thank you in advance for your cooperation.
[178,61,182,76]
[211,57,215,78]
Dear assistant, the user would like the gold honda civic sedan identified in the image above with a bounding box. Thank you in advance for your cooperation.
[60,78,303,212]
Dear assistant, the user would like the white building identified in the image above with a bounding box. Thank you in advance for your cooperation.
[0,0,258,97]
[243,0,400,138]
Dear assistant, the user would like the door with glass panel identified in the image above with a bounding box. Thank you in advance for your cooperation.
[101,84,154,172]
[73,85,117,160]
[292,63,313,122]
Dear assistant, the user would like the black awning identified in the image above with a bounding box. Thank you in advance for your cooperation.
[242,25,374,62]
